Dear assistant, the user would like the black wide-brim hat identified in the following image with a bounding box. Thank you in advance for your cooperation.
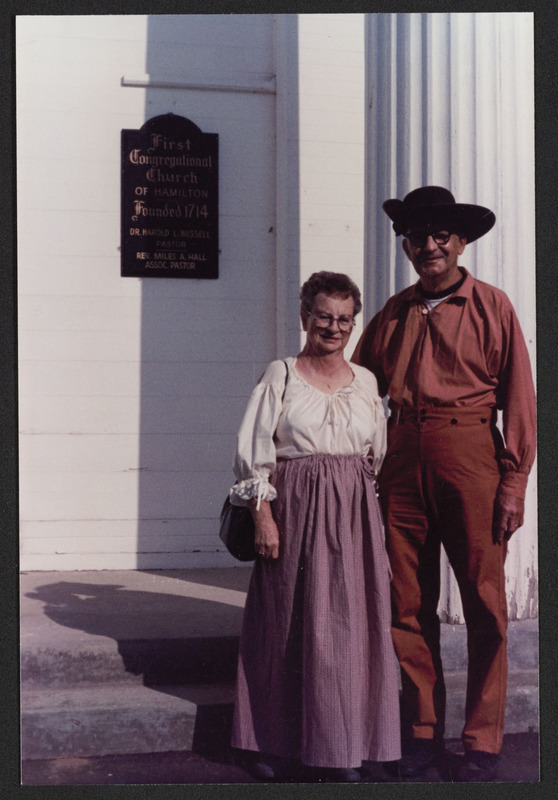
[382,186,496,243]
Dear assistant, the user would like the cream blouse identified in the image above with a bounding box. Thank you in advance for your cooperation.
[230,356,387,508]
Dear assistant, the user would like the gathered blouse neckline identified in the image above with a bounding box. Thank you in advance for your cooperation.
[229,356,387,508]
[292,357,356,396]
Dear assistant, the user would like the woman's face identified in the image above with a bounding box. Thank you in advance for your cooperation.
[301,292,355,356]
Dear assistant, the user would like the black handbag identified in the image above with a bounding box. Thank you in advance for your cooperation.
[219,496,257,562]
[219,360,289,562]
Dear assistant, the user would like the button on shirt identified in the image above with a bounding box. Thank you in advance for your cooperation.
[351,268,536,499]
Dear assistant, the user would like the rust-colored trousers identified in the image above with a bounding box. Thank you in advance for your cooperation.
[380,406,508,754]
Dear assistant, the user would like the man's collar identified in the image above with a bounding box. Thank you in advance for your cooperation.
[410,267,472,304]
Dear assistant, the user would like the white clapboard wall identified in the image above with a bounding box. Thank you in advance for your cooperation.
[17,13,536,622]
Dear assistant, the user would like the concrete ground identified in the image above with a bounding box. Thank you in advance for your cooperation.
[20,567,541,786]
[21,732,539,785]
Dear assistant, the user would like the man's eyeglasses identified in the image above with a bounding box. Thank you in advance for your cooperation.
[310,313,355,332]
[404,230,452,248]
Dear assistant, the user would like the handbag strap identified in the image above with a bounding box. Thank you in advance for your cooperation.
[281,359,289,402]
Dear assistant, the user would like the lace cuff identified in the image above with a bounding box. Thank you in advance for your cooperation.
[229,474,277,510]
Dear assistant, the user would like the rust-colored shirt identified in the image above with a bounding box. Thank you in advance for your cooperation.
[351,268,536,499]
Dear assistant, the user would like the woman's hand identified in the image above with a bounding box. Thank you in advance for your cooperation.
[248,498,280,559]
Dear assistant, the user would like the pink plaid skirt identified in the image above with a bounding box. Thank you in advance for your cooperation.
[231,454,401,767]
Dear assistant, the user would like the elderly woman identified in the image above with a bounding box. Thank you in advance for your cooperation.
[229,272,400,782]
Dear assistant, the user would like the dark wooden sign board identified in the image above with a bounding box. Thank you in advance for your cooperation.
[121,113,219,279]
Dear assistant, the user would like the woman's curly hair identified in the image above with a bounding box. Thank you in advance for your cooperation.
[300,271,362,316]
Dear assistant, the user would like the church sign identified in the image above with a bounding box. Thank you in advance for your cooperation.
[121,113,218,279]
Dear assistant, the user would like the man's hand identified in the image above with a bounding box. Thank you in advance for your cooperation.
[493,491,525,544]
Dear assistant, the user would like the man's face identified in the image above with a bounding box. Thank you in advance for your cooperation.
[402,227,467,289]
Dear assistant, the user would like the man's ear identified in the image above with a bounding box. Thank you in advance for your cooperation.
[402,238,412,261]
[456,236,467,255]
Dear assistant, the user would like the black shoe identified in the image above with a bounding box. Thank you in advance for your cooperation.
[249,755,299,781]
[307,766,361,782]
[397,739,438,778]
[251,760,275,780]
[456,751,499,782]
[361,760,392,781]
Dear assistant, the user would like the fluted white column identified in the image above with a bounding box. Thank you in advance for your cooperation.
[274,14,367,357]
[365,12,536,621]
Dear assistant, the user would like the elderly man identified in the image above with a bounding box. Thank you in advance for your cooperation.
[352,186,536,782]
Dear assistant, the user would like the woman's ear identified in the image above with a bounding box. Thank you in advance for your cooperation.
[300,309,309,331]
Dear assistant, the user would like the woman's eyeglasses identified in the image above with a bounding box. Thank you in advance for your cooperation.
[310,313,355,332]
